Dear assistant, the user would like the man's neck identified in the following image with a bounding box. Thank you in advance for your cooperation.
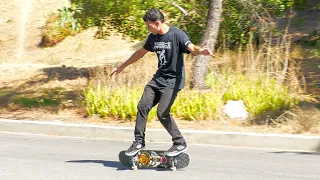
[158,24,170,35]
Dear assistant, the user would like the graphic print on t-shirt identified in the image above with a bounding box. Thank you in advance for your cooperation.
[157,49,167,67]
[154,42,171,68]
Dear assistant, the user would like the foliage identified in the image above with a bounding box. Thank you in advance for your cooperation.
[292,17,306,29]
[43,0,310,46]
[206,72,296,116]
[84,43,298,121]
[84,71,296,121]
[84,86,143,120]
[38,0,306,121]
[40,4,82,47]
[171,90,222,121]
[15,98,61,108]
[71,0,208,42]
[317,3,320,11]
[84,84,222,121]
[218,0,304,47]
[296,31,320,56]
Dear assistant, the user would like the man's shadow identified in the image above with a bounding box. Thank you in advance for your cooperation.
[66,160,128,170]
[66,160,172,171]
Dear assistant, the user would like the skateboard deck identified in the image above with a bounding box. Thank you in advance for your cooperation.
[118,150,190,171]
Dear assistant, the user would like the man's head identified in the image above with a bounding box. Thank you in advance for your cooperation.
[143,8,165,35]
[143,8,164,23]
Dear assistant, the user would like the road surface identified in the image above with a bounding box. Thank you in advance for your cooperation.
[0,132,319,180]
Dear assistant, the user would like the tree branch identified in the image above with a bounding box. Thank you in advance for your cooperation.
[168,1,189,16]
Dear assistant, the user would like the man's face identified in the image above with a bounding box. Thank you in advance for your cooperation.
[145,20,160,35]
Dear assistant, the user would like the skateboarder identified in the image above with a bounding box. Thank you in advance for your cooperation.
[110,8,214,157]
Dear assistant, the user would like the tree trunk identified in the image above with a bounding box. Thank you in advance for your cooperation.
[191,0,222,89]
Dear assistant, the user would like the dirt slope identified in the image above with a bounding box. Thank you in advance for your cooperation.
[0,0,319,133]
[0,0,141,65]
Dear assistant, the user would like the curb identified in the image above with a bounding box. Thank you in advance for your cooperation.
[0,119,320,152]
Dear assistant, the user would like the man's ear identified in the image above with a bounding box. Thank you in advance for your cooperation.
[155,20,161,27]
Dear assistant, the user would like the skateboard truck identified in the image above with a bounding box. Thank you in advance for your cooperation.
[170,157,177,171]
[130,153,138,170]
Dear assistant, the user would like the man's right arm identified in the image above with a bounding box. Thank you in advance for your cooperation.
[110,47,149,77]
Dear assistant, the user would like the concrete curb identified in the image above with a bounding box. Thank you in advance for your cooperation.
[1,119,320,152]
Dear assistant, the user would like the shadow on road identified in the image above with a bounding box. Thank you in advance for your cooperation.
[66,160,128,170]
[66,160,176,171]
[271,142,320,155]
[270,151,320,155]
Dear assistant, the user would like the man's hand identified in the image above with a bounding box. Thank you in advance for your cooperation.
[109,47,148,78]
[187,44,215,57]
[200,48,215,57]
[109,66,123,77]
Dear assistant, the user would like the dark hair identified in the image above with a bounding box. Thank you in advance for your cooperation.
[142,8,164,23]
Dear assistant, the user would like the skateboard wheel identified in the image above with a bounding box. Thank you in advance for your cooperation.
[132,166,137,170]
[170,167,176,171]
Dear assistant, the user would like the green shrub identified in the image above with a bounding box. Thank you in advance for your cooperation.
[172,90,222,120]
[206,72,297,116]
[84,71,297,121]
[40,5,82,47]
[84,86,142,119]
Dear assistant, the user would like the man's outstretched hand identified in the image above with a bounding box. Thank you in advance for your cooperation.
[109,67,123,77]
[200,48,215,57]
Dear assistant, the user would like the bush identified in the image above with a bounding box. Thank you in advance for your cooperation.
[40,5,82,47]
[84,64,297,121]
[206,72,297,116]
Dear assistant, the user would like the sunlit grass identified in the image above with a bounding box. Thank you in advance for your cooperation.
[84,64,298,121]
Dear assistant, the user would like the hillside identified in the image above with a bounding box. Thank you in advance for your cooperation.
[0,0,319,133]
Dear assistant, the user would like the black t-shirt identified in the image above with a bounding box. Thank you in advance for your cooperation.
[143,27,191,89]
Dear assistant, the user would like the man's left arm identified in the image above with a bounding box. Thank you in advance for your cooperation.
[187,43,215,57]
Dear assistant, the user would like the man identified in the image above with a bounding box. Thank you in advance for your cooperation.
[110,8,214,156]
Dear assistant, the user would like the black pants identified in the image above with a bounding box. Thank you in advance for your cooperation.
[134,80,185,145]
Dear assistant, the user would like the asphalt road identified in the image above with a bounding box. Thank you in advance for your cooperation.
[0,132,319,180]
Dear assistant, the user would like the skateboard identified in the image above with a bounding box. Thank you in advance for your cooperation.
[118,150,190,171]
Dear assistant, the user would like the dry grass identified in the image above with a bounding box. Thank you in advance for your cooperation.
[272,103,320,134]
[1,50,318,134]
[0,0,319,135]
